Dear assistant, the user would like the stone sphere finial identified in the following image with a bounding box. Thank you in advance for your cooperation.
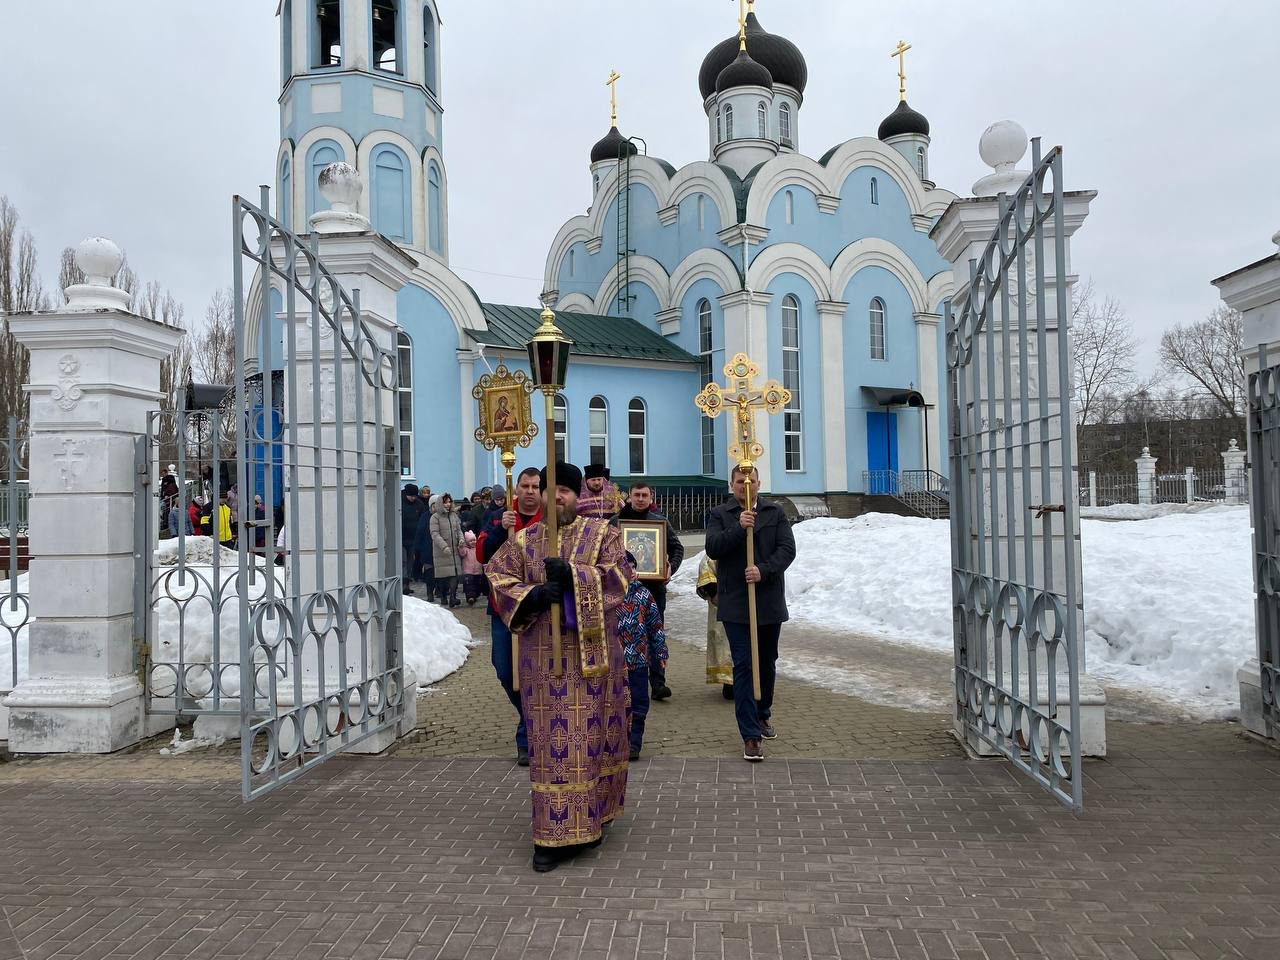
[311,162,372,235]
[973,120,1031,199]
[64,236,132,311]
[1142,446,1150,457]
[1228,439,1239,452]
[318,162,363,214]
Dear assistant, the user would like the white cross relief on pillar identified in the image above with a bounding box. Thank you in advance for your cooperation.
[52,437,86,491]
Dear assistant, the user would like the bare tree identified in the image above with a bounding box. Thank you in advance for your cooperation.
[0,196,51,426]
[193,287,237,387]
[1158,305,1246,419]
[1070,280,1137,425]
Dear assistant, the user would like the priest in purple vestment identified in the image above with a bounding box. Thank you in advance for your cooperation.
[486,461,634,872]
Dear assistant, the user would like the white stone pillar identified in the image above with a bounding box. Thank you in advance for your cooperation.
[930,120,1105,757]
[1135,447,1157,505]
[816,300,849,493]
[1222,439,1247,505]
[1088,470,1098,508]
[286,164,418,749]
[1184,466,1195,504]
[913,311,943,475]
[1212,229,1280,740]
[3,238,182,753]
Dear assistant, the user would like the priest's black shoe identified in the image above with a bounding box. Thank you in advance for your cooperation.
[532,844,573,872]
[722,684,734,700]
[516,745,529,767]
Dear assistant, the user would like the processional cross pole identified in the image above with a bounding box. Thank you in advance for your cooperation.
[694,352,790,700]
[473,362,538,690]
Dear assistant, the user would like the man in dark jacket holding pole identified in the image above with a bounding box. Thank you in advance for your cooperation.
[704,464,796,762]
[611,481,684,700]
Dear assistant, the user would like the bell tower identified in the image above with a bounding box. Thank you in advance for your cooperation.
[276,0,450,262]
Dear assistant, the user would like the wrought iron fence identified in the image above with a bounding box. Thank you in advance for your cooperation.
[650,486,730,532]
[1080,468,1249,507]
[1,417,31,729]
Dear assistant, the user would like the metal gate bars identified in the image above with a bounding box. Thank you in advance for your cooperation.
[945,141,1085,811]
[1249,348,1280,737]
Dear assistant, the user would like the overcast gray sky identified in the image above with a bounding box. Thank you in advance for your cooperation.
[2,1,1277,374]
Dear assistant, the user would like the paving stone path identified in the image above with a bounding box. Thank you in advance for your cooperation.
[5,598,1280,958]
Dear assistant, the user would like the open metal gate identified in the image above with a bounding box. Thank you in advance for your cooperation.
[1249,348,1280,737]
[945,141,1084,811]
[141,187,404,800]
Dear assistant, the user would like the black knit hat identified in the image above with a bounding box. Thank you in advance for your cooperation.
[403,483,419,497]
[539,462,583,493]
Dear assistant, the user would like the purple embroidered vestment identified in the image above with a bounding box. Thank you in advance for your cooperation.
[487,516,633,847]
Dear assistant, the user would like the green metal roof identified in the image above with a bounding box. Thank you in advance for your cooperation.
[473,304,699,364]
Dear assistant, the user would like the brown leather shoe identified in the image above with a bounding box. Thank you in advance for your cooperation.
[743,739,764,762]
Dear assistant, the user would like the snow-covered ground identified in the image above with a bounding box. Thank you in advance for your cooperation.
[673,506,1254,719]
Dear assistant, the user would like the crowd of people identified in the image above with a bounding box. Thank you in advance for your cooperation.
[406,459,796,872]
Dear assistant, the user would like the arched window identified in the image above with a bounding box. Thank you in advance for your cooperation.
[628,399,647,474]
[697,194,705,231]
[278,154,292,231]
[917,145,927,180]
[758,100,768,138]
[567,248,575,277]
[553,394,568,462]
[397,332,413,476]
[781,295,802,471]
[784,189,794,225]
[588,396,608,467]
[716,109,722,145]
[428,162,443,253]
[422,4,438,93]
[870,176,879,205]
[306,140,342,220]
[281,0,293,83]
[372,0,401,74]
[593,172,600,195]
[724,103,734,140]
[372,144,410,242]
[698,299,715,475]
[869,297,886,360]
[313,0,341,67]
[779,101,792,145]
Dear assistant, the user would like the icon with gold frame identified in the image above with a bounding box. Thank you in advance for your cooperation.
[618,519,668,582]
[473,364,537,451]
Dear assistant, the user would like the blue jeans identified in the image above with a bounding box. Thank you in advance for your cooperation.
[489,616,528,751]
[628,664,650,752]
[723,620,781,741]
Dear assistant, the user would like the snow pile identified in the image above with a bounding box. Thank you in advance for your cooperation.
[1080,502,1240,521]
[674,507,1255,717]
[401,594,475,685]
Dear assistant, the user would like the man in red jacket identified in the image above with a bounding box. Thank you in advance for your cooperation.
[476,466,544,766]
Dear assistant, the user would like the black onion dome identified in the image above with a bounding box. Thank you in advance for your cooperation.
[716,48,773,93]
[698,13,807,99]
[590,125,639,164]
[877,99,930,140]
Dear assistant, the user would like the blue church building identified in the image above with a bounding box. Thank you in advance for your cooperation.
[264,1,958,502]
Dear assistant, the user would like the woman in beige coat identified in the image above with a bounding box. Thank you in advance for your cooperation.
[429,493,465,607]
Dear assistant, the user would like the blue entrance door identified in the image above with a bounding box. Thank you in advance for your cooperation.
[866,411,899,493]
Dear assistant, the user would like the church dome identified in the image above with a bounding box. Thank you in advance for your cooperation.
[878,100,930,140]
[699,12,807,100]
[590,125,638,164]
[716,48,773,93]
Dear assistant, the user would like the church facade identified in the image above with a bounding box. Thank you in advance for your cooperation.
[265,1,957,500]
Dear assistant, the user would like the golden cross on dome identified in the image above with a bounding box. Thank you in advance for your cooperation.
[606,69,621,126]
[891,39,912,101]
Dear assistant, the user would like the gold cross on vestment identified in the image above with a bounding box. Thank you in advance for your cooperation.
[694,352,790,476]
[606,70,621,126]
[891,39,912,101]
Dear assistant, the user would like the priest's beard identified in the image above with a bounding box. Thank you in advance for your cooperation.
[556,503,578,526]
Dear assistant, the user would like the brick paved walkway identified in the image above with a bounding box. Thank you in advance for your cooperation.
[2,723,1280,960]
[395,603,960,762]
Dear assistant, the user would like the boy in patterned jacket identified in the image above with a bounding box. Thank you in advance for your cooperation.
[616,575,668,761]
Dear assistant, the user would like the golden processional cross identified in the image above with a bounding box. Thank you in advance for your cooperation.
[694,352,790,700]
[473,364,538,690]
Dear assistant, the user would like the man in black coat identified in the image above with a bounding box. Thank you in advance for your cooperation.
[704,464,796,762]
[401,484,428,593]
[612,481,684,700]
